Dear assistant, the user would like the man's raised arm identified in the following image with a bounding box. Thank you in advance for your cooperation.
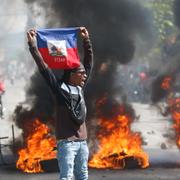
[80,27,94,77]
[27,29,48,71]
[27,29,58,93]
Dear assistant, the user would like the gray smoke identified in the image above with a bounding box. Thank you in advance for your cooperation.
[0,0,28,81]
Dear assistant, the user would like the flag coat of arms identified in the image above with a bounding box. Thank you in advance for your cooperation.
[37,28,80,69]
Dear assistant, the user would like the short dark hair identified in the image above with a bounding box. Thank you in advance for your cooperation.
[70,62,85,73]
[61,62,85,83]
[61,69,71,83]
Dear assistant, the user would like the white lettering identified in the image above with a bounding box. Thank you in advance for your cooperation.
[54,57,66,62]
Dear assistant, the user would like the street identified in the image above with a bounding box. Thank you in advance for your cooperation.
[1,164,180,180]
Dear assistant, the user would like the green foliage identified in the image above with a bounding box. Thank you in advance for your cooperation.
[144,0,176,43]
[135,0,178,68]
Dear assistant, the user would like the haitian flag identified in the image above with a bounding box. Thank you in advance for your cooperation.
[37,27,80,69]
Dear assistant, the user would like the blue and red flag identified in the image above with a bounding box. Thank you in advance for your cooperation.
[37,27,80,69]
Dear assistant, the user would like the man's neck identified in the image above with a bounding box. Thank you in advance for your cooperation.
[67,81,77,87]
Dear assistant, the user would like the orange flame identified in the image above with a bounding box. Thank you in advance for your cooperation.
[161,76,172,90]
[169,98,180,147]
[16,119,56,173]
[89,105,149,169]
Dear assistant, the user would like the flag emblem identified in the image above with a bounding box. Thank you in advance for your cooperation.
[47,40,67,57]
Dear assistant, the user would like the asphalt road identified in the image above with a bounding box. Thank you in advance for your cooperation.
[1,165,180,180]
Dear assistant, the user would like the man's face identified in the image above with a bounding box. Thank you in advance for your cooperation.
[71,70,87,87]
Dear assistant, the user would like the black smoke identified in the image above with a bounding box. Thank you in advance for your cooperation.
[151,74,176,103]
[150,61,180,103]
[25,0,153,65]
[13,0,154,142]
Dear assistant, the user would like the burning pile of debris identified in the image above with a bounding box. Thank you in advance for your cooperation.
[168,98,180,147]
[16,118,56,173]
[88,98,149,169]
[14,98,149,173]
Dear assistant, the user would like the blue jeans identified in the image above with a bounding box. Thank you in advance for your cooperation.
[57,140,89,180]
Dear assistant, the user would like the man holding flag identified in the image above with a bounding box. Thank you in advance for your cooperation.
[27,27,93,180]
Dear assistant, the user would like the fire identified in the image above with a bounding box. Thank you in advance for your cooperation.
[161,76,172,90]
[16,119,56,173]
[89,104,149,169]
[168,98,180,147]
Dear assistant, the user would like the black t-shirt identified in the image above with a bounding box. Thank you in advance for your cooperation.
[29,38,93,140]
